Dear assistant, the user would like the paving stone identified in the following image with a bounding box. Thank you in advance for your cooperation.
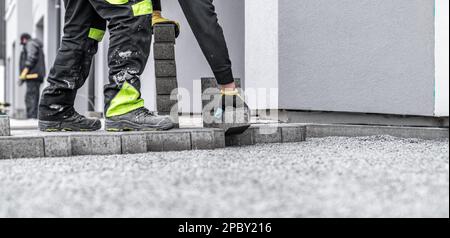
[253,126,282,144]
[157,95,178,114]
[155,60,177,77]
[156,77,178,95]
[153,24,176,43]
[154,43,175,60]
[147,131,191,152]
[213,129,226,148]
[281,125,307,143]
[0,116,10,136]
[121,133,148,154]
[71,134,122,156]
[190,130,216,150]
[44,136,72,157]
[225,127,255,147]
[0,137,45,159]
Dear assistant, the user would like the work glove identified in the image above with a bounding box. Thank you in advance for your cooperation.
[19,68,29,80]
[152,11,180,38]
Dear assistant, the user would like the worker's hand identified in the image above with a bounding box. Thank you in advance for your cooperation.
[19,68,29,80]
[152,11,180,38]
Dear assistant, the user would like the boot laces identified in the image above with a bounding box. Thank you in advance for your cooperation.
[71,111,87,122]
[135,108,156,118]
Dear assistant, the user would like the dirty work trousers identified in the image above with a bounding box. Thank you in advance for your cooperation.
[39,0,153,121]
[25,80,41,119]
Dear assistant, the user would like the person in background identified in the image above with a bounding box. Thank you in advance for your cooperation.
[19,33,46,119]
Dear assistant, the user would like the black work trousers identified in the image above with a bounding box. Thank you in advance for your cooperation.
[25,80,41,119]
[153,0,235,85]
[178,0,234,85]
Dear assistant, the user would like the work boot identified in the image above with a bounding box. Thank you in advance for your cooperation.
[205,89,251,135]
[106,107,174,132]
[39,110,101,132]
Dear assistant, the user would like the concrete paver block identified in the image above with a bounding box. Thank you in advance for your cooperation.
[281,125,307,143]
[0,116,10,136]
[157,95,178,114]
[147,131,191,152]
[44,136,72,157]
[253,126,282,144]
[156,77,178,95]
[0,137,45,159]
[191,130,216,150]
[121,133,148,154]
[155,60,177,77]
[153,24,176,43]
[225,127,255,147]
[154,43,175,60]
[71,134,122,156]
[213,129,226,149]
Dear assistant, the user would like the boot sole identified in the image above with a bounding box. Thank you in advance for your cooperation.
[39,120,102,132]
[105,120,174,132]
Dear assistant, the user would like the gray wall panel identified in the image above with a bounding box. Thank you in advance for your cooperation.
[279,0,435,116]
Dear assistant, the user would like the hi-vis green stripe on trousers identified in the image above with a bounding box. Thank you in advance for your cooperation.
[39,0,153,120]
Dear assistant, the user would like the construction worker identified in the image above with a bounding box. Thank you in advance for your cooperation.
[19,33,46,119]
[155,0,251,134]
[38,0,174,132]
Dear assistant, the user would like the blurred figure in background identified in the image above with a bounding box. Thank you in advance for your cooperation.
[19,33,46,119]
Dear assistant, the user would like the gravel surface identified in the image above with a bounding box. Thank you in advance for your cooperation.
[0,136,448,218]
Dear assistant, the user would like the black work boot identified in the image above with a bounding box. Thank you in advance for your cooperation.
[105,107,174,132]
[39,111,102,132]
[204,89,251,135]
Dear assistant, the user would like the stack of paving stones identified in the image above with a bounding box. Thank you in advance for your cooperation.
[154,24,179,127]
[0,116,10,136]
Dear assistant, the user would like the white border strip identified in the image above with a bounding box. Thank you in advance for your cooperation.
[245,0,279,110]
[435,0,449,117]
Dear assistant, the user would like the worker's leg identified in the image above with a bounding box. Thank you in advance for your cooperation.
[153,0,162,11]
[89,0,173,131]
[25,81,40,119]
[178,0,234,85]
[179,0,250,134]
[38,0,105,131]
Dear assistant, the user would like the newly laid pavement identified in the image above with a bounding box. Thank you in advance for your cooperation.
[0,136,448,218]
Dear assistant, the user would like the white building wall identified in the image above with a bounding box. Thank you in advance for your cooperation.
[0,62,4,102]
[5,0,33,117]
[435,0,449,117]
[245,0,279,110]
